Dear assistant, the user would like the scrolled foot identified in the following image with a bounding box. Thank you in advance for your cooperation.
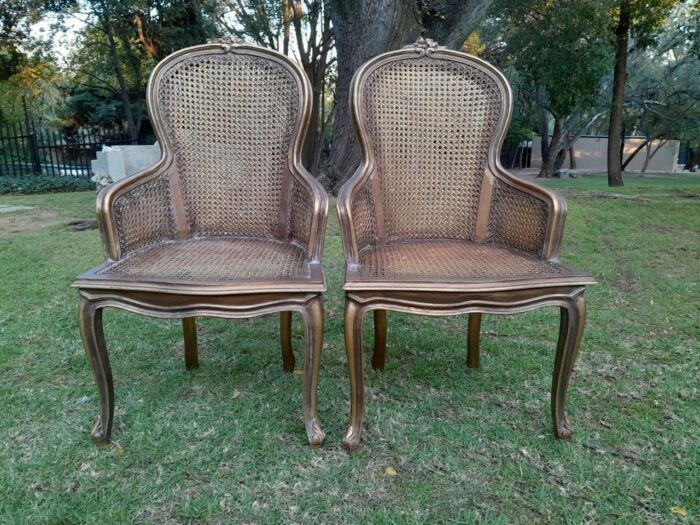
[554,414,573,439]
[90,416,111,446]
[342,425,362,451]
[305,417,325,447]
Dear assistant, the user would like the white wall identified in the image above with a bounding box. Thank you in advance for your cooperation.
[530,136,680,172]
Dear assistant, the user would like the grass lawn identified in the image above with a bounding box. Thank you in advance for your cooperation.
[0,174,698,524]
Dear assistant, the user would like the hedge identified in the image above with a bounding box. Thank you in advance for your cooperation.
[0,176,96,195]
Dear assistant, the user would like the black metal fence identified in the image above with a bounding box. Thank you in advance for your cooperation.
[0,121,136,177]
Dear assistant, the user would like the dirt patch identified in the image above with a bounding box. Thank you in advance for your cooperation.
[0,209,63,236]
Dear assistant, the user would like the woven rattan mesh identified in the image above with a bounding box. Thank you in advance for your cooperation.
[157,52,299,239]
[351,175,378,249]
[288,174,313,250]
[357,240,568,281]
[113,173,176,254]
[360,56,502,242]
[100,238,310,282]
[487,178,549,254]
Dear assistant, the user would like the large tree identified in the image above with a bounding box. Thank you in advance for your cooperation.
[493,0,613,178]
[606,0,679,186]
[622,4,700,172]
[323,0,494,190]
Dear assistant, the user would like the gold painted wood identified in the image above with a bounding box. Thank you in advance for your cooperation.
[467,312,482,369]
[74,40,328,447]
[280,311,295,372]
[371,310,388,370]
[337,38,594,450]
[182,317,198,370]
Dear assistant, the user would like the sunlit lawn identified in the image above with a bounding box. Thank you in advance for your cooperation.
[0,173,698,523]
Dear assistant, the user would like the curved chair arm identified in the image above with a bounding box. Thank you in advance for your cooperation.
[288,164,329,263]
[337,164,379,269]
[485,165,566,262]
[96,156,178,262]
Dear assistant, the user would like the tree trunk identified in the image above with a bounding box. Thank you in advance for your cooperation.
[568,146,576,169]
[622,137,651,169]
[98,1,138,142]
[607,1,630,187]
[641,139,667,173]
[539,119,566,178]
[324,0,493,191]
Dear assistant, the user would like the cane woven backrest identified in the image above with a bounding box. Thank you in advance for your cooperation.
[353,41,507,244]
[149,43,304,240]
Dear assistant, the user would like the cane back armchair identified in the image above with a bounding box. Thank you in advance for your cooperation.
[73,38,328,447]
[337,38,595,450]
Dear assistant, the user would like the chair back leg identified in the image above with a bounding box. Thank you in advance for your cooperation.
[182,317,198,370]
[552,293,586,438]
[280,311,295,372]
[78,297,113,446]
[371,310,388,370]
[467,313,482,368]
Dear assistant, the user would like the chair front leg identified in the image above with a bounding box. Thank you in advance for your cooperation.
[371,310,387,370]
[301,297,325,446]
[343,296,365,450]
[467,312,482,368]
[552,292,586,439]
[78,296,113,446]
[280,311,295,372]
[182,317,198,370]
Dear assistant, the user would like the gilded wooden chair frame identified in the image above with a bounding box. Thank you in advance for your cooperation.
[337,39,595,450]
[73,39,328,447]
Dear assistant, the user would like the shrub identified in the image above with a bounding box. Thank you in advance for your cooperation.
[0,176,95,195]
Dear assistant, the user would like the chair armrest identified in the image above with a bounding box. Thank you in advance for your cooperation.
[288,165,328,263]
[486,166,566,261]
[337,165,379,268]
[97,157,177,261]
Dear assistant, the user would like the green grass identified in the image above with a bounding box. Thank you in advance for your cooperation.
[0,173,698,524]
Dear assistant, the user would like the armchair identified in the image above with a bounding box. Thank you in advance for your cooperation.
[338,38,595,449]
[74,38,328,447]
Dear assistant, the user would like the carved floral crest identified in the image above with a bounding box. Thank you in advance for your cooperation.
[209,35,245,52]
[403,36,442,55]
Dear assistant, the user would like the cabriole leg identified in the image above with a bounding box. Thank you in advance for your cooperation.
[467,312,482,369]
[371,310,387,370]
[343,296,365,450]
[552,292,586,439]
[182,317,198,370]
[280,311,295,372]
[301,297,325,446]
[78,296,113,446]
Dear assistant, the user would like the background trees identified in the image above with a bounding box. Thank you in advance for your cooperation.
[488,0,614,178]
[606,0,680,187]
[2,0,698,190]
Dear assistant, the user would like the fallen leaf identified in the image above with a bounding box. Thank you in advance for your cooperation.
[384,466,397,476]
[670,507,687,517]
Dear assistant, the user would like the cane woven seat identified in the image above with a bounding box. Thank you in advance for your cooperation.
[345,240,590,291]
[77,237,324,294]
